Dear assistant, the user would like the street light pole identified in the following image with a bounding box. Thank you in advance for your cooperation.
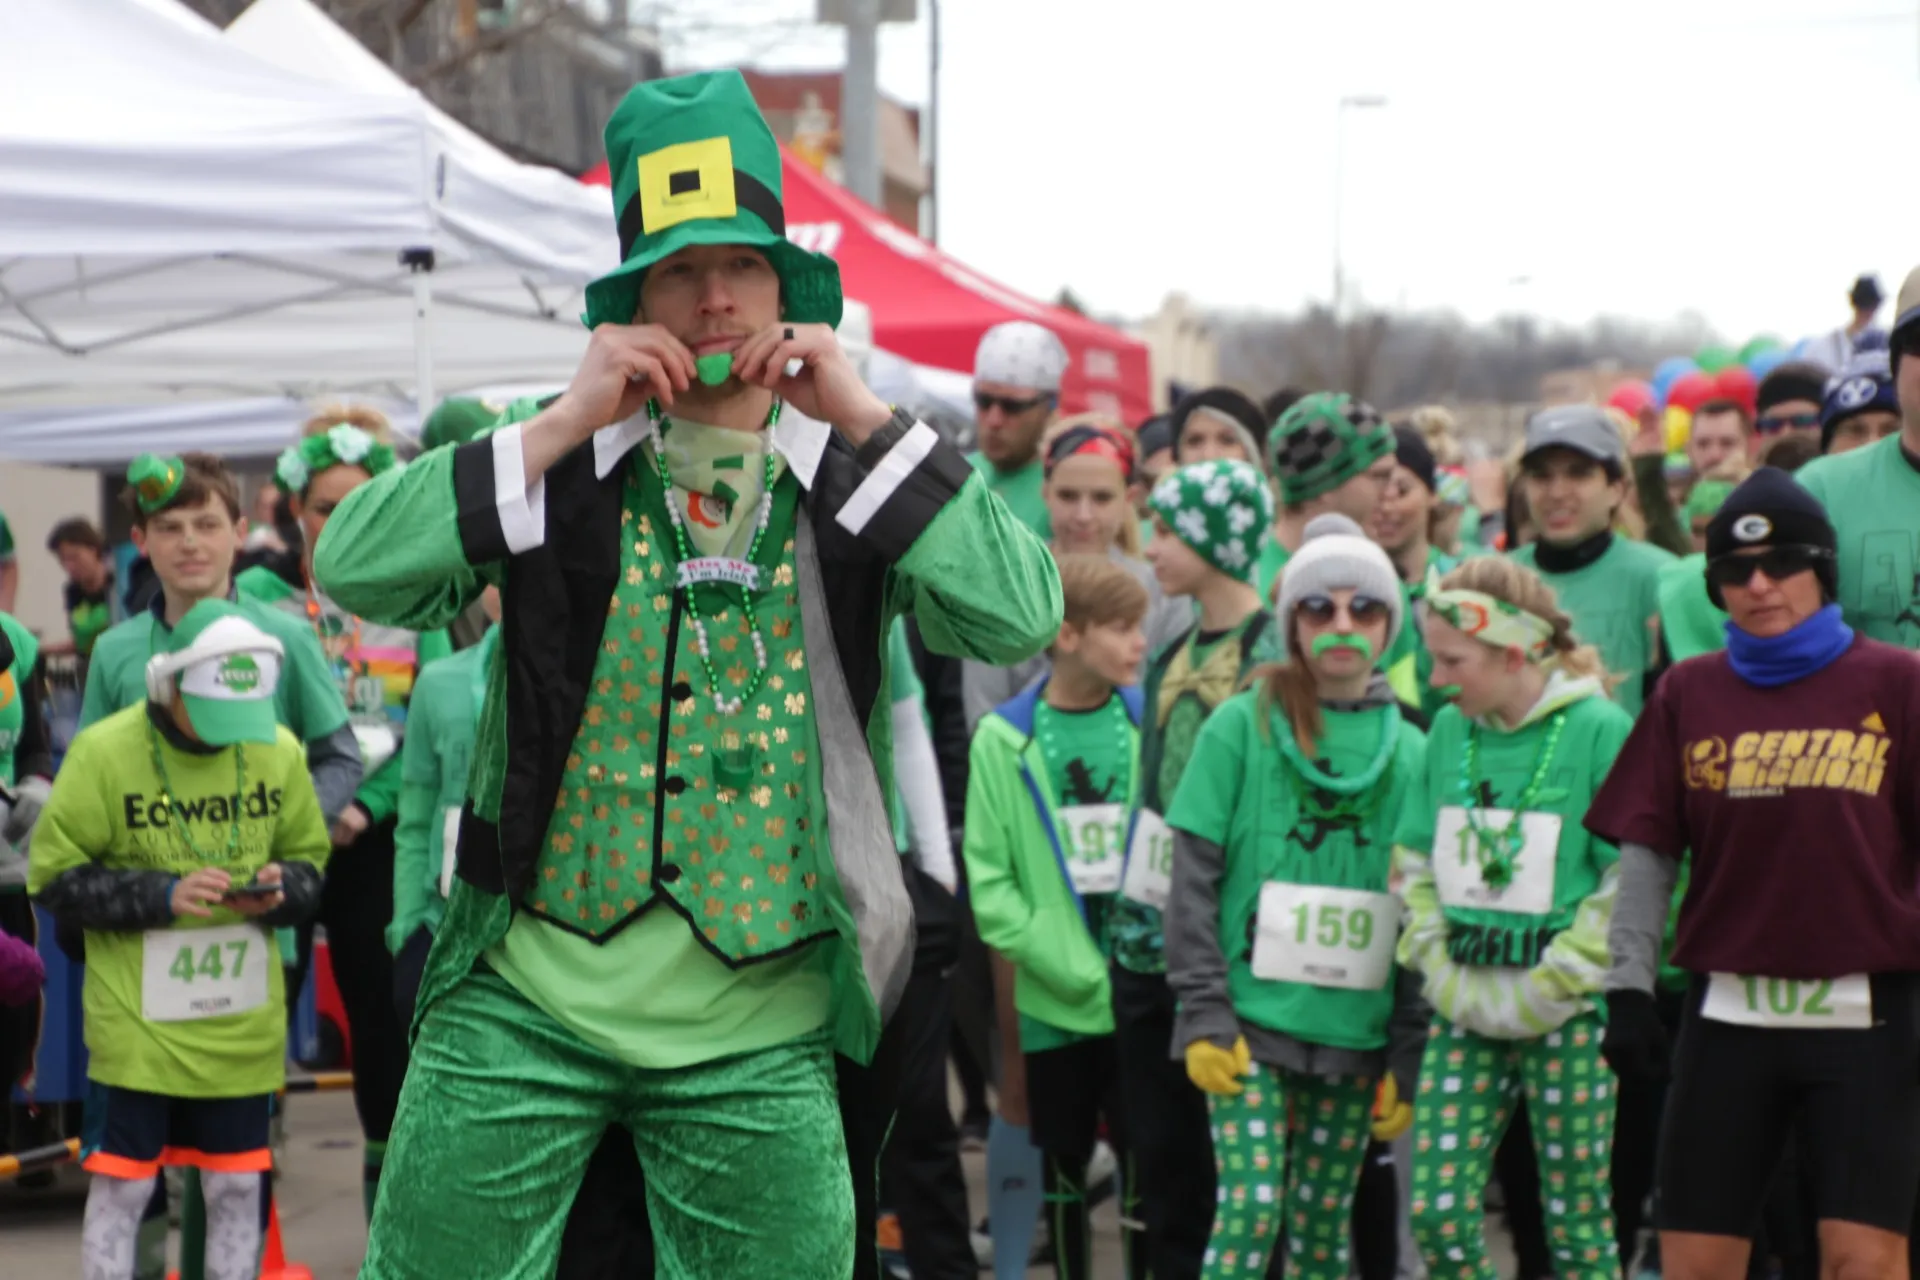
[1332,94,1387,320]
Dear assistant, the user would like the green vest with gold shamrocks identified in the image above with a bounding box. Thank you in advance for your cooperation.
[525,453,831,961]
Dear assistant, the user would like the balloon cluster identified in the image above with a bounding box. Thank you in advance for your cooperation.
[1607,336,1787,452]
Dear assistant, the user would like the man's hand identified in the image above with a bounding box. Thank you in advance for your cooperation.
[331,804,370,849]
[171,868,232,919]
[524,325,698,482]
[224,863,286,918]
[732,322,892,443]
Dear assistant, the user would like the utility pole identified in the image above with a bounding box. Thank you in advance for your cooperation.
[926,0,940,243]
[820,0,916,209]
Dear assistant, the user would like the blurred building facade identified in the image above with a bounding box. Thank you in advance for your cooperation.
[1131,293,1221,412]
[738,70,929,234]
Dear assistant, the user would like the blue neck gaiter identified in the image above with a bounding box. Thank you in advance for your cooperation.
[1724,603,1853,688]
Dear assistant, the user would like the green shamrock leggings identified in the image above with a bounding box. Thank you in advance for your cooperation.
[1204,1064,1374,1279]
[1409,1013,1618,1280]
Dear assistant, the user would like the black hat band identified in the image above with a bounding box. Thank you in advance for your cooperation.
[616,168,787,262]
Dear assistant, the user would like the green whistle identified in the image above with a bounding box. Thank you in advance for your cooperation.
[695,352,734,387]
[1437,684,1463,700]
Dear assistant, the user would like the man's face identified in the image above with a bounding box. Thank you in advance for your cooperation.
[132,499,242,599]
[973,381,1052,469]
[636,243,782,384]
[1045,454,1129,556]
[55,541,106,591]
[1898,336,1920,438]
[1327,454,1396,527]
[1755,398,1822,446]
[1176,414,1253,465]
[1368,462,1435,560]
[1520,448,1622,546]
[1688,409,1750,474]
[1829,410,1901,455]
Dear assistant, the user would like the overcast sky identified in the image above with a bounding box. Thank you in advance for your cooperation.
[668,0,1920,343]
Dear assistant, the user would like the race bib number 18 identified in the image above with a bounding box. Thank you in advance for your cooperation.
[1120,810,1173,910]
[142,924,270,1023]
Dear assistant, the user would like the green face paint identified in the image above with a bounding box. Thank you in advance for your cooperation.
[695,352,734,387]
[1310,633,1375,660]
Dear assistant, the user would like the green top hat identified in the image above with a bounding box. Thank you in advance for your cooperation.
[584,71,842,332]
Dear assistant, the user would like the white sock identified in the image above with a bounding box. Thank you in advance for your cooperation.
[82,1174,157,1280]
[201,1171,264,1280]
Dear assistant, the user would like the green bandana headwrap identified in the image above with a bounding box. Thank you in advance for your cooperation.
[1683,479,1737,527]
[1147,459,1274,583]
[1423,566,1555,658]
[127,454,186,515]
[1267,392,1394,504]
[275,423,399,496]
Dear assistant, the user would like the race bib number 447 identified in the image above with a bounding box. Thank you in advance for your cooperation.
[142,924,270,1023]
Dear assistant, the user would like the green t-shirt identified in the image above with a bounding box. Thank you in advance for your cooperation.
[65,581,115,659]
[967,453,1052,541]
[0,613,40,787]
[0,510,13,563]
[888,618,925,856]
[1254,539,1291,604]
[1509,536,1675,718]
[1020,691,1133,1052]
[1796,434,1920,646]
[1392,684,1631,960]
[26,706,331,1096]
[1656,553,1726,663]
[1166,695,1427,1049]
[80,598,351,744]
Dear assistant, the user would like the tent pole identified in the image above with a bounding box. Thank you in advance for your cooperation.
[404,248,437,421]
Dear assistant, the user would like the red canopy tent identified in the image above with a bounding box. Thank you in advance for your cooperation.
[582,153,1154,423]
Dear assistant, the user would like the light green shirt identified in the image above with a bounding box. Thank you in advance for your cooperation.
[966,452,1051,542]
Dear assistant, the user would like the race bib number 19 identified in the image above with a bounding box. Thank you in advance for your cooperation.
[1250,882,1397,991]
[142,924,270,1022]
[1057,804,1125,896]
[1702,972,1872,1030]
[1431,807,1560,916]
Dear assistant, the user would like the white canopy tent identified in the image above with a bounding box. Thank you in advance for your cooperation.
[0,0,609,418]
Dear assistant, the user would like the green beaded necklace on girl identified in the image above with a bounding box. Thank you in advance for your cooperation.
[1456,710,1567,890]
[643,395,782,718]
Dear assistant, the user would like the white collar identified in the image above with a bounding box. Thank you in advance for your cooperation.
[591,403,831,489]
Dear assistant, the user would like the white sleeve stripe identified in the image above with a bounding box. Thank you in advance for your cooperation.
[491,425,547,554]
[836,421,939,538]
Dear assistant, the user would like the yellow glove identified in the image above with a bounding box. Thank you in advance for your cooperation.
[1371,1073,1414,1141]
[1185,1036,1252,1096]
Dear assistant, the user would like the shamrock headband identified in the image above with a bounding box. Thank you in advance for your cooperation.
[1423,566,1555,658]
[275,423,398,496]
[127,453,187,515]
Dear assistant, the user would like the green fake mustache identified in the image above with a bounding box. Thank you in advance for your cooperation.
[1436,683,1463,700]
[1310,633,1375,660]
[695,352,734,387]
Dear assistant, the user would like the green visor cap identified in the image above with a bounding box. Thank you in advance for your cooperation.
[153,600,285,747]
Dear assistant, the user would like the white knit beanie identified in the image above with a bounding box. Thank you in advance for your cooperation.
[1273,514,1405,652]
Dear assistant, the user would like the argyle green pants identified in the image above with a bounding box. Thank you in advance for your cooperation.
[1205,1065,1375,1280]
[360,969,852,1280]
[1409,1014,1617,1280]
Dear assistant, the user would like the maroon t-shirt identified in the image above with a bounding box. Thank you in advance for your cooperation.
[1586,636,1920,979]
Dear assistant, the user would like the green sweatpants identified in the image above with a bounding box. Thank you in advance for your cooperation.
[1205,1065,1375,1280]
[1409,1013,1617,1280]
[361,969,852,1280]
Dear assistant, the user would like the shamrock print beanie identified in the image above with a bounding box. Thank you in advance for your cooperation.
[1147,459,1275,584]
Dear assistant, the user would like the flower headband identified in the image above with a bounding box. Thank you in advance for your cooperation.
[127,453,187,515]
[275,423,398,496]
[1423,566,1555,658]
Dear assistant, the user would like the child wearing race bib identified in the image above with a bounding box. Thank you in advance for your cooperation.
[1590,469,1920,1280]
[1164,514,1430,1280]
[1118,457,1281,1280]
[963,553,1150,1280]
[28,600,330,1280]
[1395,557,1632,1280]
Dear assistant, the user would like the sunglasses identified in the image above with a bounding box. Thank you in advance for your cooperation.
[1755,411,1820,436]
[974,390,1052,415]
[1296,594,1393,625]
[1705,544,1832,591]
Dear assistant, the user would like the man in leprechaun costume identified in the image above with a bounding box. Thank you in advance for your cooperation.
[312,70,1061,1279]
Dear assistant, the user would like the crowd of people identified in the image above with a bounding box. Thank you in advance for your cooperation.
[3,66,1920,1280]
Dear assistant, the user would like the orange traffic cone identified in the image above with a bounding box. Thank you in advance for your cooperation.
[259,1196,314,1280]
